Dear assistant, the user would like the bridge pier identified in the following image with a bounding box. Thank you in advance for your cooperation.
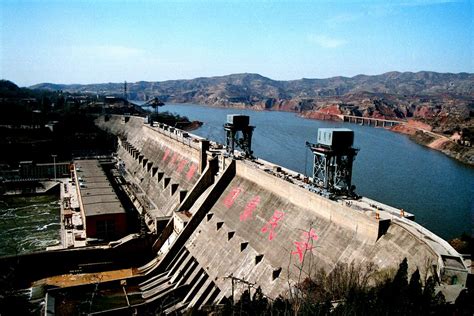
[342,115,405,129]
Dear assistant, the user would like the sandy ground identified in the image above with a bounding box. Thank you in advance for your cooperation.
[428,137,450,149]
[390,119,455,150]
[390,119,433,135]
[32,268,137,287]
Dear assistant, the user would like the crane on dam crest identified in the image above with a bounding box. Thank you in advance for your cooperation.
[306,128,359,199]
[224,114,255,159]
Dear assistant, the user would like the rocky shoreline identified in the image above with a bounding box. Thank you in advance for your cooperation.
[389,120,474,166]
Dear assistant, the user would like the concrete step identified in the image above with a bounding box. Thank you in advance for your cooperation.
[199,283,220,309]
[140,274,171,292]
[213,290,229,305]
[174,260,199,288]
[138,251,186,288]
[182,270,208,305]
[144,283,188,305]
[187,278,215,309]
[142,277,175,300]
[164,246,187,272]
[163,301,189,315]
[137,257,158,274]
[169,253,195,284]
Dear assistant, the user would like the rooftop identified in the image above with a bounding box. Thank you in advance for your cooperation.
[75,159,125,216]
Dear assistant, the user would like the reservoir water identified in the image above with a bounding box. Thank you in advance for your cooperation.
[150,103,473,240]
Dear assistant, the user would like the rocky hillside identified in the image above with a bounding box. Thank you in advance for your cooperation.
[31,71,473,131]
[31,71,474,127]
[30,72,474,164]
[31,71,473,101]
[31,71,474,97]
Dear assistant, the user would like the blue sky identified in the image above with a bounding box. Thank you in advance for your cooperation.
[1,0,472,86]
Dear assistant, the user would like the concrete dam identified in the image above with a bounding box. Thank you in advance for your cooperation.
[43,114,467,314]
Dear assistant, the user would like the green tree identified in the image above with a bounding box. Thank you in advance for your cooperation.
[454,289,474,316]
[407,269,423,312]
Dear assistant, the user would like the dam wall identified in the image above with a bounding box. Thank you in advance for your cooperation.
[83,114,468,313]
[159,158,441,304]
[236,160,380,242]
[97,116,207,231]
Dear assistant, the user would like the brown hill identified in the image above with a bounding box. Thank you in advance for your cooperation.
[30,71,473,132]
[28,72,474,164]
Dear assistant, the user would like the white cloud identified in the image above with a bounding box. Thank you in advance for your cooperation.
[308,34,347,49]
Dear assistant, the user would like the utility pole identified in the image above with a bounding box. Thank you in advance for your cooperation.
[123,81,128,101]
[52,154,57,181]
[223,275,256,306]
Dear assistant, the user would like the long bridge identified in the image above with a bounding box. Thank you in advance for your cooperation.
[336,114,406,127]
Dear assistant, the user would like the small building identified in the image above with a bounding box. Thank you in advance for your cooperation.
[104,96,129,107]
[75,159,127,241]
[19,161,71,179]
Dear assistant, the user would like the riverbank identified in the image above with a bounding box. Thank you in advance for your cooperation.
[180,120,203,131]
[139,107,203,131]
[390,120,474,166]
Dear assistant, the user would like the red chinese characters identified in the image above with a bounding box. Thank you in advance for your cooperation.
[176,158,188,173]
[223,187,242,208]
[239,196,260,221]
[169,152,179,165]
[186,163,197,181]
[162,148,171,162]
[291,228,319,263]
[260,210,285,241]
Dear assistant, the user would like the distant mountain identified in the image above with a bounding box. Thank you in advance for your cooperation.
[30,71,473,102]
[0,80,33,98]
[23,72,474,165]
[30,72,474,133]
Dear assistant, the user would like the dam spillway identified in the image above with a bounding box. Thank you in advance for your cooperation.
[46,114,467,313]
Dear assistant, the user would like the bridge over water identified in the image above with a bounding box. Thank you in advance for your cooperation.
[336,114,406,127]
